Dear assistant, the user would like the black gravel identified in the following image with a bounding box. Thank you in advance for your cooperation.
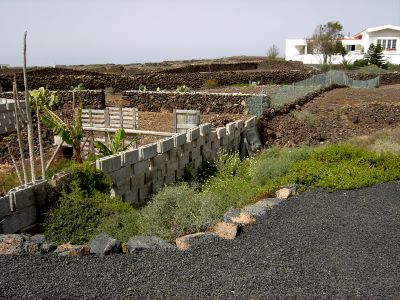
[1,182,400,299]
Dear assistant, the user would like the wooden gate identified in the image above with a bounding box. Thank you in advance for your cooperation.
[173,109,200,133]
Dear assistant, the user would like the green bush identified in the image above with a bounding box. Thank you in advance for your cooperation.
[96,212,140,243]
[250,146,312,186]
[136,183,218,241]
[353,59,369,68]
[44,189,132,244]
[64,162,112,196]
[285,144,400,190]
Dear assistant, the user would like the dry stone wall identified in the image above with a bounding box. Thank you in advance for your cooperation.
[0,90,105,110]
[122,90,260,114]
[0,70,316,92]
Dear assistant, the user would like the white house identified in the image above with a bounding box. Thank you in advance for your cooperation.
[286,24,400,64]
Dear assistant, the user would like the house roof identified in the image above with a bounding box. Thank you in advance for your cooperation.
[365,24,400,33]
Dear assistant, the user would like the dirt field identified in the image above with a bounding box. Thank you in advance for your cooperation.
[262,84,400,146]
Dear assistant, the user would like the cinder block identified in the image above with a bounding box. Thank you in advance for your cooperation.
[96,154,122,173]
[33,180,50,207]
[216,127,226,139]
[157,137,175,153]
[187,127,200,142]
[133,160,150,175]
[121,149,139,166]
[0,195,10,219]
[235,120,244,131]
[131,173,145,187]
[226,122,236,135]
[200,123,212,136]
[185,141,195,152]
[2,205,37,234]
[174,133,187,147]
[113,167,131,183]
[138,144,158,160]
[245,116,257,128]
[9,185,35,212]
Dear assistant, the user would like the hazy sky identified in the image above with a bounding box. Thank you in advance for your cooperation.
[1,0,400,66]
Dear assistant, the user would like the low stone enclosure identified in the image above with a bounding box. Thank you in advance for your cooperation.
[122,90,266,114]
[0,117,259,234]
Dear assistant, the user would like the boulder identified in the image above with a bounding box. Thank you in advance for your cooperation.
[276,185,297,199]
[90,233,122,256]
[175,232,220,251]
[56,243,91,257]
[241,198,283,217]
[209,222,238,240]
[127,236,174,254]
[0,234,56,255]
[224,207,256,226]
[0,234,27,255]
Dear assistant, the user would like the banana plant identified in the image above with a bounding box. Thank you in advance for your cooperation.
[95,128,136,157]
[41,101,84,163]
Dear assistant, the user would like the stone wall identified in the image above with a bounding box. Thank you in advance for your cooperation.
[122,90,266,114]
[159,62,259,74]
[0,90,105,110]
[0,70,316,92]
[0,117,258,233]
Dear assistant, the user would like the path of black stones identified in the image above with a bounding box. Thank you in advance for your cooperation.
[1,182,399,299]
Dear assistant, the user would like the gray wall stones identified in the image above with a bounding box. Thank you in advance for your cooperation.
[122,90,255,114]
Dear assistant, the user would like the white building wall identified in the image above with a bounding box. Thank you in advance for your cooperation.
[286,26,400,65]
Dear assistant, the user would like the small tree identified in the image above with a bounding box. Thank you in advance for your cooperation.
[307,21,344,64]
[266,44,280,59]
[364,43,388,69]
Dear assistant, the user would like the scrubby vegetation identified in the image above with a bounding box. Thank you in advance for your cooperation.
[43,141,400,245]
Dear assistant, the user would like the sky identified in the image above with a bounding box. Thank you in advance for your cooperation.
[1,0,400,66]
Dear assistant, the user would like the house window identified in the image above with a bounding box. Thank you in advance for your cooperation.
[346,45,356,52]
[377,39,397,50]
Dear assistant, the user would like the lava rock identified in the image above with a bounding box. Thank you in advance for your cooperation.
[127,236,174,253]
[90,233,122,256]
[175,232,220,251]
[210,222,238,240]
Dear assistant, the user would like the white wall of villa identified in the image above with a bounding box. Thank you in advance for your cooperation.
[286,25,400,65]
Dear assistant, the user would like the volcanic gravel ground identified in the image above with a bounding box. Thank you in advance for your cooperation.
[1,182,400,299]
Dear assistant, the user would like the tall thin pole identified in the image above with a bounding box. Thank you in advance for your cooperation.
[22,31,37,182]
[36,97,46,179]
[13,77,28,184]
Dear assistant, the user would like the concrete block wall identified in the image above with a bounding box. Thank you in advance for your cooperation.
[96,117,257,206]
[0,117,258,232]
[0,100,26,134]
[0,180,48,234]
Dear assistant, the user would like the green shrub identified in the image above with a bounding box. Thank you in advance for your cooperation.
[44,189,132,244]
[250,146,312,186]
[353,59,369,68]
[203,79,219,89]
[136,183,218,241]
[285,144,400,190]
[64,162,112,196]
[96,212,140,243]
